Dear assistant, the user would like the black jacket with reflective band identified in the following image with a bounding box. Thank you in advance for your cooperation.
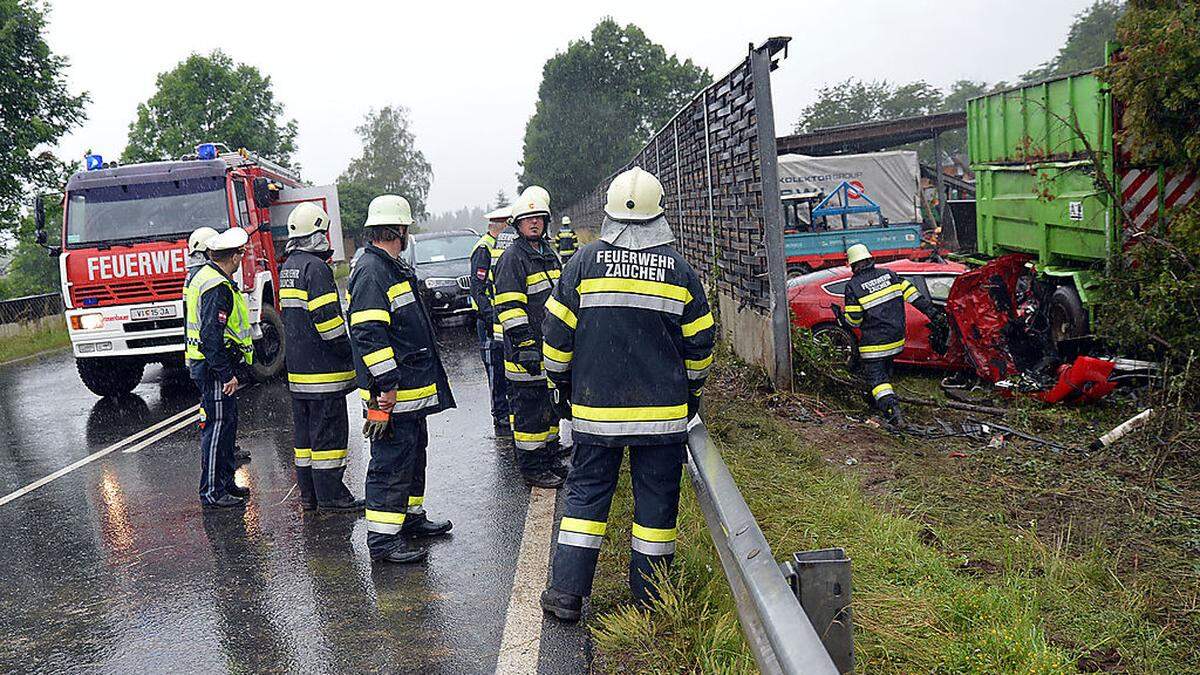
[279,250,355,399]
[492,236,562,385]
[556,228,578,257]
[347,244,455,417]
[542,240,715,447]
[842,265,933,359]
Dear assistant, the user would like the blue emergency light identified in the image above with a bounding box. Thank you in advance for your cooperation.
[85,154,103,171]
[197,143,218,160]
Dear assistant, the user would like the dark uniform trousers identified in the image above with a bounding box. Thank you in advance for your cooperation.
[860,357,896,413]
[291,397,354,506]
[476,318,509,427]
[509,384,559,473]
[365,416,429,558]
[551,442,686,603]
[194,364,238,504]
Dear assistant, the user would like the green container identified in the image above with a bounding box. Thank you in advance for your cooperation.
[969,73,1116,266]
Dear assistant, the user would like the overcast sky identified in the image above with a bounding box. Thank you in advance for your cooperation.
[44,0,1096,213]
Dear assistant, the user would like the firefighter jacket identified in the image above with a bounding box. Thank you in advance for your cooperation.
[184,262,253,382]
[542,241,715,447]
[842,264,934,359]
[279,250,355,399]
[493,236,561,386]
[556,227,578,261]
[468,232,501,323]
[347,244,455,417]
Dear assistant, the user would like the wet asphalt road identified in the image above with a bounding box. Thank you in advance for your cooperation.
[0,322,588,674]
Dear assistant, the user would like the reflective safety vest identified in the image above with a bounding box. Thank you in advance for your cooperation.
[184,264,254,366]
[556,227,578,260]
[841,265,933,359]
[542,240,715,447]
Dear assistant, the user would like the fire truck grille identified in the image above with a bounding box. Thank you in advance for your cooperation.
[71,276,185,306]
[456,275,470,291]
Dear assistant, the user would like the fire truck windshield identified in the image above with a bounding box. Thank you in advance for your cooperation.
[65,175,229,248]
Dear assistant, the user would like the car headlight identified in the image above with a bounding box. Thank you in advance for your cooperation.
[71,312,105,330]
[424,277,457,289]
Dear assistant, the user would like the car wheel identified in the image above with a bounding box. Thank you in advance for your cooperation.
[812,323,858,369]
[787,262,812,280]
[1047,284,1088,349]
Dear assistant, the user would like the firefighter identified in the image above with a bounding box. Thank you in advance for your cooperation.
[834,243,939,426]
[348,194,455,564]
[540,167,715,621]
[280,202,363,512]
[185,227,255,510]
[468,207,514,437]
[493,188,565,489]
[556,216,578,263]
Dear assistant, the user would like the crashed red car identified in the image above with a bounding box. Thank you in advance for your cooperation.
[786,259,969,370]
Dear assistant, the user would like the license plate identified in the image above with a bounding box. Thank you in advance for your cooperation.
[130,305,177,321]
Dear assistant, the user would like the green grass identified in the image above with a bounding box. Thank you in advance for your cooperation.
[0,322,70,364]
[584,351,1198,673]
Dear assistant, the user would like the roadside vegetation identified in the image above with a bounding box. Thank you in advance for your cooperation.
[0,322,69,365]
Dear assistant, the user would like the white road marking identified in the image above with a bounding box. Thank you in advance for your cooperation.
[120,414,199,454]
[495,487,558,675]
[0,403,200,508]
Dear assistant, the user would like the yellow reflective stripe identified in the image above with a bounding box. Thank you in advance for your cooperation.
[279,287,308,300]
[632,523,677,542]
[514,430,550,442]
[504,360,524,373]
[498,308,527,322]
[860,338,906,353]
[408,495,424,507]
[287,370,355,383]
[294,448,312,459]
[545,296,577,329]
[543,343,573,362]
[494,291,527,305]
[310,448,348,461]
[561,517,607,536]
[365,509,405,525]
[572,403,688,422]
[314,315,344,332]
[859,283,904,305]
[872,383,895,397]
[526,271,559,285]
[396,383,438,401]
[681,312,714,337]
[363,346,396,366]
[387,281,413,300]
[684,353,713,370]
[578,278,691,303]
[903,285,919,300]
[308,292,339,311]
[350,309,391,325]
[844,304,863,313]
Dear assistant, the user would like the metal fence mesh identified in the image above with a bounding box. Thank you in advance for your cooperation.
[0,293,62,326]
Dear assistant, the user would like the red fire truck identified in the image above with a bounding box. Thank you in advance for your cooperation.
[34,143,343,396]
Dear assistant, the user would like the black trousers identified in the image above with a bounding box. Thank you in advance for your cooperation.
[193,365,238,505]
[364,416,428,557]
[860,356,897,413]
[291,396,354,506]
[550,442,686,603]
[476,318,510,427]
[508,384,557,473]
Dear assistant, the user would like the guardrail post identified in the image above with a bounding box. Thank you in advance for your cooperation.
[782,549,854,673]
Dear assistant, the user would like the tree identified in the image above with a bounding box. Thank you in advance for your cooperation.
[121,51,297,166]
[519,19,710,206]
[492,188,509,210]
[0,160,75,299]
[1022,1,1123,82]
[793,79,943,133]
[337,105,432,240]
[0,0,86,234]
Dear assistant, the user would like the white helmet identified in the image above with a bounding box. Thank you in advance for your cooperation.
[207,227,250,252]
[511,190,551,224]
[187,227,219,255]
[287,202,330,239]
[523,185,551,209]
[364,195,415,227]
[846,243,873,265]
[485,206,510,221]
[604,167,664,221]
[561,216,572,226]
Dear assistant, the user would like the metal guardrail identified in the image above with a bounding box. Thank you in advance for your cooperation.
[686,421,842,674]
[0,292,62,326]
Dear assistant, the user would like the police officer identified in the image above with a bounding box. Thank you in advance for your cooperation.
[280,202,363,512]
[468,207,514,437]
[835,243,939,426]
[556,216,578,264]
[493,188,564,488]
[348,194,455,564]
[539,167,715,622]
[185,227,255,510]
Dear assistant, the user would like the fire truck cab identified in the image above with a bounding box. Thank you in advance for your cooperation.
[39,144,342,397]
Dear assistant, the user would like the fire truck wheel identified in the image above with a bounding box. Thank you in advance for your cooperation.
[251,304,286,381]
[1047,284,1088,349]
[77,356,144,397]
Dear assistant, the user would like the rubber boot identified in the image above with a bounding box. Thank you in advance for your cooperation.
[401,511,453,538]
[540,587,583,623]
[321,497,366,513]
[372,539,428,564]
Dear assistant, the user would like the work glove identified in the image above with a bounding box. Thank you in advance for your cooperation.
[551,382,572,420]
[362,398,392,441]
[687,392,702,420]
[831,304,850,329]
[515,340,541,375]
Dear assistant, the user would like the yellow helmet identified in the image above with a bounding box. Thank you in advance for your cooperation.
[287,202,330,239]
[604,166,664,221]
[523,185,551,209]
[364,195,414,227]
[511,190,550,223]
[846,243,873,265]
[187,226,219,255]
